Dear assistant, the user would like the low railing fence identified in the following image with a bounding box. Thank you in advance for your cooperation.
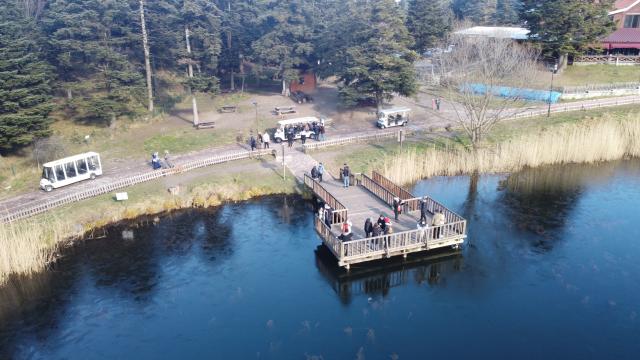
[342,221,466,261]
[574,55,640,65]
[371,171,415,200]
[508,97,640,120]
[315,216,343,258]
[560,82,640,94]
[0,149,275,224]
[304,174,348,224]
[302,130,409,153]
[361,174,396,207]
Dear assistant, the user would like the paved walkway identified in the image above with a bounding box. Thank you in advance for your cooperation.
[1,94,637,220]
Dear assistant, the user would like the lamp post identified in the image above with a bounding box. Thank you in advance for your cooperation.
[547,63,558,118]
[252,101,258,133]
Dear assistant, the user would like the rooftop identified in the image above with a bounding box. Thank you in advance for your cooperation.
[453,26,530,40]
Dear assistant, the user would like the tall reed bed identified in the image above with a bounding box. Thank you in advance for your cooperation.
[382,114,640,184]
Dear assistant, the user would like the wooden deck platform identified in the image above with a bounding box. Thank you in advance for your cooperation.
[305,171,467,269]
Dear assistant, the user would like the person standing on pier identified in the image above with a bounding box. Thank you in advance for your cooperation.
[377,214,386,232]
[432,209,445,239]
[364,218,373,238]
[317,163,324,182]
[342,164,350,188]
[324,204,332,227]
[392,197,404,221]
[420,197,428,223]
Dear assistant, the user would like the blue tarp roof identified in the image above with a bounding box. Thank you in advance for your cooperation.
[463,83,562,103]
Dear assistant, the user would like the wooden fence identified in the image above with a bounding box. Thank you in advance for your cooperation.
[304,174,348,224]
[574,55,640,65]
[508,96,640,120]
[560,82,639,94]
[0,149,276,224]
[302,129,408,153]
[371,171,414,201]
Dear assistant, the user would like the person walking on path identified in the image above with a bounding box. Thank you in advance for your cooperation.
[301,132,307,145]
[342,163,350,188]
[420,197,428,223]
[317,163,325,182]
[364,218,373,238]
[249,134,257,151]
[262,131,270,149]
[436,98,442,111]
[432,209,446,239]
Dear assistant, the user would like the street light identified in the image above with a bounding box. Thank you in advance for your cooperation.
[547,63,558,118]
[252,100,259,136]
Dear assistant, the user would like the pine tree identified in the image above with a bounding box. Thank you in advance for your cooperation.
[494,0,520,25]
[452,0,497,24]
[407,0,453,53]
[41,0,145,123]
[250,0,315,95]
[324,0,418,110]
[0,4,53,151]
[521,0,615,67]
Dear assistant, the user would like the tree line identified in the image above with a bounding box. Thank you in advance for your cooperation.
[0,0,615,154]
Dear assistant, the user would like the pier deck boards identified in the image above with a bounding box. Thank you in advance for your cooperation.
[304,171,467,269]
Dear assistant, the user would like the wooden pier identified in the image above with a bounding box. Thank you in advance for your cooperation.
[305,171,467,269]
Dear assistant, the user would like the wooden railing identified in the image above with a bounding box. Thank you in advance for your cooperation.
[302,129,410,153]
[574,55,640,65]
[560,82,640,94]
[371,171,414,200]
[315,216,343,258]
[304,174,348,224]
[0,149,276,223]
[508,97,640,120]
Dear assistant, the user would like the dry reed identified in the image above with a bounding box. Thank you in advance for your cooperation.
[382,114,640,184]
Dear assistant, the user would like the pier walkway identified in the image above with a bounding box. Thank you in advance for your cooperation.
[304,170,467,269]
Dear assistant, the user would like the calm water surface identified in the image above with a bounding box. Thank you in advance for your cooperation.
[2,160,640,359]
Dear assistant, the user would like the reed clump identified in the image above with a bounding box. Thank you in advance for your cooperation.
[382,114,640,184]
[0,175,298,284]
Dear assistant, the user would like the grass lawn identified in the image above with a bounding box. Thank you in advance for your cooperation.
[534,65,640,88]
[314,104,640,175]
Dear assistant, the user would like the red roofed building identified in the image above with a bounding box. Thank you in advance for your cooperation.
[604,0,640,53]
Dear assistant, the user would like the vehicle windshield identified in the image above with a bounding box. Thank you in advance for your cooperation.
[42,166,55,182]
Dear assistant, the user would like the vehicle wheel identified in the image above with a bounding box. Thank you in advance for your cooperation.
[90,173,96,180]
[402,121,407,126]
[44,185,53,192]
[381,125,386,129]
[275,138,282,143]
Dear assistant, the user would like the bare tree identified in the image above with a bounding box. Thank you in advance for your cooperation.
[439,35,539,147]
[139,0,154,113]
[20,0,46,19]
[184,26,200,126]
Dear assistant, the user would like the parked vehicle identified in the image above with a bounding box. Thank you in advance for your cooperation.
[273,117,324,143]
[290,91,313,104]
[40,152,102,192]
[377,107,411,128]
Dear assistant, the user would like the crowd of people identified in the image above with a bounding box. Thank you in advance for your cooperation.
[316,195,448,245]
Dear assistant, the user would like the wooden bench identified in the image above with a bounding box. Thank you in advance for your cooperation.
[196,121,216,129]
[274,106,296,115]
[219,105,237,113]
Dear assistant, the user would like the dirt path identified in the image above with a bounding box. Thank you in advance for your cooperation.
[1,93,637,219]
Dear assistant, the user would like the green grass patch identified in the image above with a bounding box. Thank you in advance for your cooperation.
[143,129,234,154]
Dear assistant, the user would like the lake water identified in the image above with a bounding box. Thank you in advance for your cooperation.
[2,160,640,359]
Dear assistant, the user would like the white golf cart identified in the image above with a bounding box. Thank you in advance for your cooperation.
[273,117,324,143]
[377,107,411,129]
[40,152,102,192]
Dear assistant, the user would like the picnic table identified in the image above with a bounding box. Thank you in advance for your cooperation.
[274,106,296,115]
[219,105,237,113]
[196,121,215,129]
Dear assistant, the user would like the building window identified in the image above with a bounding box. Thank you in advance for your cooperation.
[624,15,640,28]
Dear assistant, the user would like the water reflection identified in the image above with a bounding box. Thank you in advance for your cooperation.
[315,246,463,305]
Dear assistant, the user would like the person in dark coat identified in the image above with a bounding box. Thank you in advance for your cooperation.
[287,130,294,148]
[420,197,428,223]
[249,135,257,151]
[377,214,386,232]
[324,205,332,227]
[364,218,373,238]
[372,223,382,237]
[392,197,404,221]
[301,132,307,144]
